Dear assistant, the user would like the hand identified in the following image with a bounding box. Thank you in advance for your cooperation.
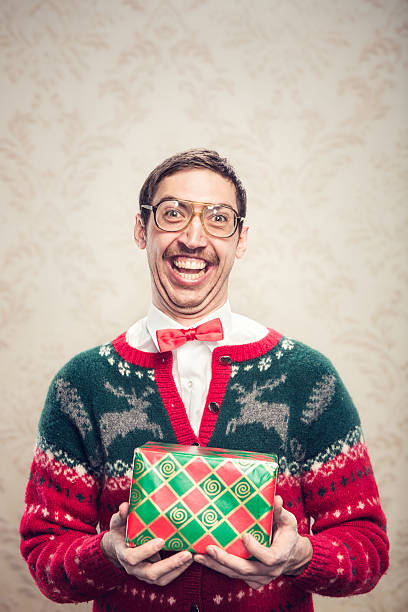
[100,502,193,586]
[194,495,313,589]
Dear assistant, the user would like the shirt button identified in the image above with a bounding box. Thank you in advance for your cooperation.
[208,401,220,413]
[187,380,192,388]
[219,355,232,365]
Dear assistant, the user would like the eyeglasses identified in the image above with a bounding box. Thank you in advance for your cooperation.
[141,198,244,238]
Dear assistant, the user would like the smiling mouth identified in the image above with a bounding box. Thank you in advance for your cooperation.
[171,256,208,280]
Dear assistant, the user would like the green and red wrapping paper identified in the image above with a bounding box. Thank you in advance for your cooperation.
[126,442,278,559]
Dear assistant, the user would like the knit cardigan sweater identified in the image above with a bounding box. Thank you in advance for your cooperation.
[20,329,389,612]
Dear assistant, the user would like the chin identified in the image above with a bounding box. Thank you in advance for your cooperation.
[155,277,225,317]
[166,288,214,311]
[167,294,220,317]
[171,300,210,313]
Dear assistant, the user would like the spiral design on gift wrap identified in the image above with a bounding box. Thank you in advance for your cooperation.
[158,459,176,478]
[130,486,142,505]
[202,478,222,497]
[200,508,218,527]
[236,459,251,470]
[167,537,185,551]
[169,506,188,525]
[132,459,145,475]
[135,534,151,546]
[234,481,251,499]
[249,529,265,544]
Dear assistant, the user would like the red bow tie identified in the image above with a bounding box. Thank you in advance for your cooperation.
[156,318,224,352]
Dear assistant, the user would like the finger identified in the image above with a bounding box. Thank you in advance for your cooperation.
[242,533,287,567]
[151,561,194,586]
[119,502,129,519]
[133,551,193,584]
[270,511,299,559]
[110,502,131,529]
[110,510,126,531]
[121,538,164,566]
[194,554,270,586]
[147,553,194,586]
[273,499,297,530]
[271,521,298,552]
[244,528,299,572]
[274,495,283,513]
[197,546,265,577]
[272,495,287,528]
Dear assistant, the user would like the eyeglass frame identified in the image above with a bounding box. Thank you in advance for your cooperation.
[141,198,245,238]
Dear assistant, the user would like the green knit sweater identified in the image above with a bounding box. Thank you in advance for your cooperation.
[20,329,389,611]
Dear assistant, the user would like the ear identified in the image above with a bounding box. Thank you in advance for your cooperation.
[134,214,146,249]
[235,224,248,259]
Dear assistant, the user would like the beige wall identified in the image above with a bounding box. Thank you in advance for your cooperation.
[1,1,407,610]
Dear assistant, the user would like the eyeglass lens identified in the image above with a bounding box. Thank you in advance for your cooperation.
[156,200,237,237]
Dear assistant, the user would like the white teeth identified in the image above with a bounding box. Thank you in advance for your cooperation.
[173,258,206,270]
[178,270,205,280]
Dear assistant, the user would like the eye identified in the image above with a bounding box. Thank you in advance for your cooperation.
[206,207,233,225]
[212,213,228,223]
[164,208,183,218]
[158,200,188,224]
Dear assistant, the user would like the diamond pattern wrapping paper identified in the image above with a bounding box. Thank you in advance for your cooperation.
[126,442,278,559]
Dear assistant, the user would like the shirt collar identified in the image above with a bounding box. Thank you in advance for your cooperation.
[147,302,232,352]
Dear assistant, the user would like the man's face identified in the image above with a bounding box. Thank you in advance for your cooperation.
[134,168,248,324]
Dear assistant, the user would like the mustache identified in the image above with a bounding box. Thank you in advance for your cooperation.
[163,244,219,265]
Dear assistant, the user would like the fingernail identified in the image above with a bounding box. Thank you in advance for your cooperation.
[242,533,253,547]
[207,546,217,558]
[152,538,164,549]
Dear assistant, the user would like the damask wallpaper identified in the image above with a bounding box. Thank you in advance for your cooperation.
[1,1,407,610]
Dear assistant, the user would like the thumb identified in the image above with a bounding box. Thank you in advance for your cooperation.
[273,495,298,532]
[110,502,129,529]
[272,495,297,533]
[119,502,129,520]
[273,495,284,524]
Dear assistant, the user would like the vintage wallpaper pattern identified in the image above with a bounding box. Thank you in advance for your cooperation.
[0,1,407,610]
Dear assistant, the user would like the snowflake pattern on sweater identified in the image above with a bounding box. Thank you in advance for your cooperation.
[20,330,389,612]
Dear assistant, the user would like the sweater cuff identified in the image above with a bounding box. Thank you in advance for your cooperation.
[289,534,338,588]
[68,531,128,592]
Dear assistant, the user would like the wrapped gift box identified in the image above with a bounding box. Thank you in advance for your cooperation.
[126,442,278,559]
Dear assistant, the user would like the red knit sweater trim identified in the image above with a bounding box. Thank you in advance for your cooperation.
[112,329,283,446]
[112,328,282,366]
[112,333,162,367]
[154,351,198,445]
[151,349,239,446]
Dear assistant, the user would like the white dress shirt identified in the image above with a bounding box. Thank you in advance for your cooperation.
[126,302,268,435]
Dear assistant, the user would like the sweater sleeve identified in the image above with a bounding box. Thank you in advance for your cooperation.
[289,351,389,596]
[294,439,389,596]
[20,358,128,603]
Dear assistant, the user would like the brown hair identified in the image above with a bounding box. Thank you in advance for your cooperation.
[138,148,247,226]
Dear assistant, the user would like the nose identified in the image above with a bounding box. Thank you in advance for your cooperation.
[178,213,208,249]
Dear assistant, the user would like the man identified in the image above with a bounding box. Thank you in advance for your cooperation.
[21,149,389,611]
